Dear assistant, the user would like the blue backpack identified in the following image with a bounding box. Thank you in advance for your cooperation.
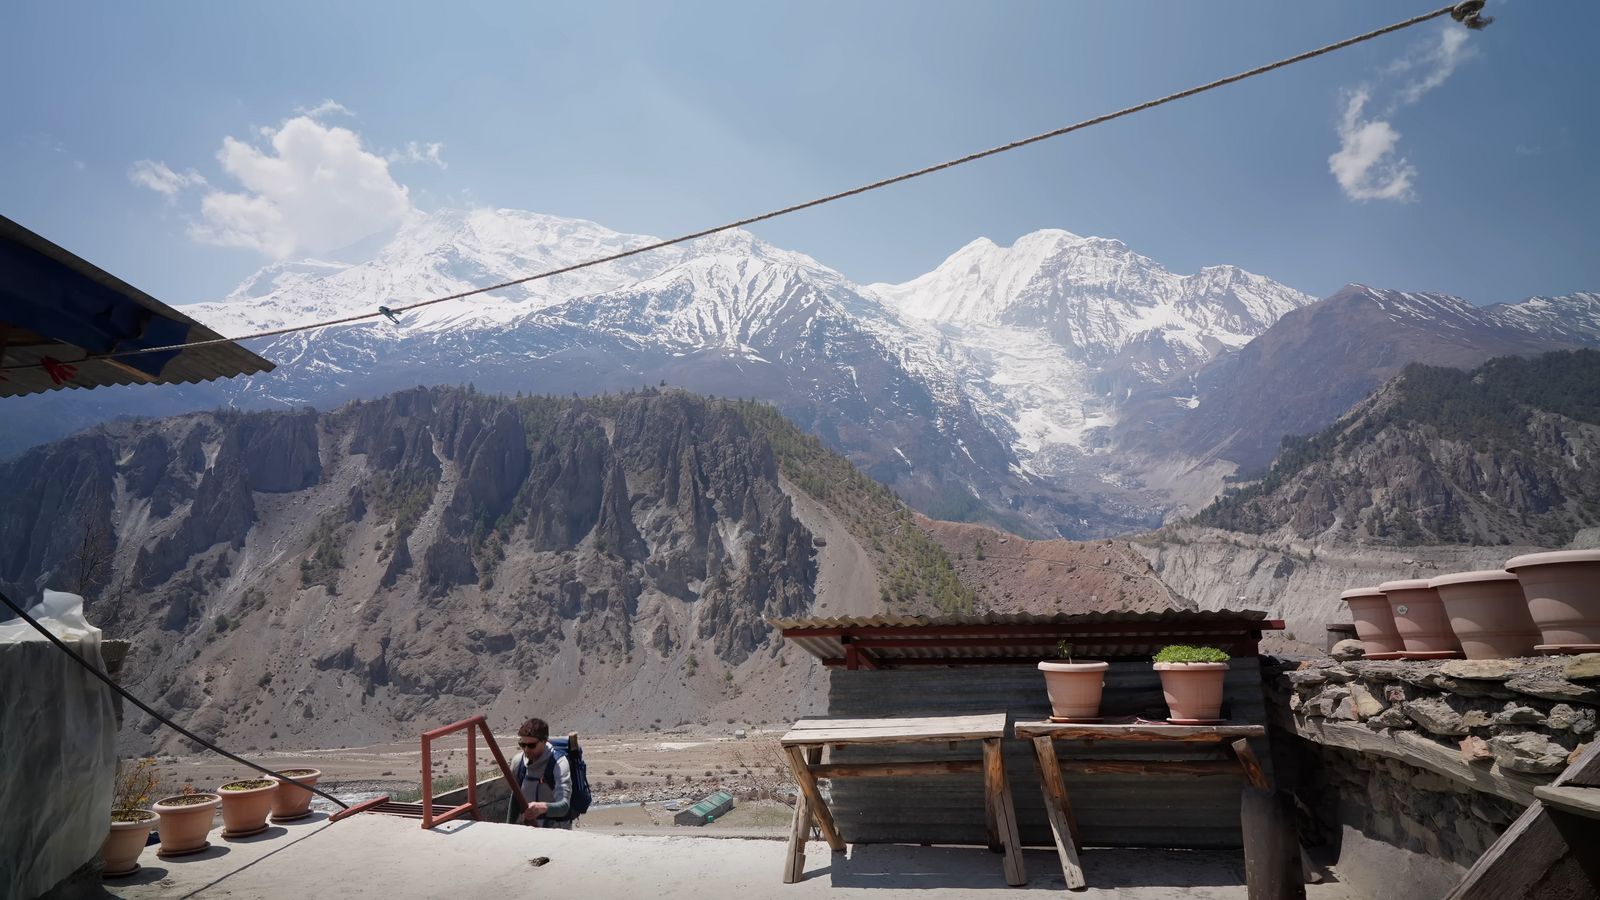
[514,737,592,821]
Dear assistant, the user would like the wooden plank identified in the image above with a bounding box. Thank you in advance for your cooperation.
[787,713,1004,732]
[1232,738,1270,791]
[1287,717,1541,807]
[785,745,845,852]
[783,715,1007,746]
[1445,803,1578,900]
[811,760,984,778]
[1240,787,1305,900]
[1015,722,1265,741]
[1554,739,1600,788]
[983,738,1027,887]
[1065,759,1245,777]
[783,746,822,883]
[1033,736,1086,891]
[1532,785,1600,821]
[784,619,1281,638]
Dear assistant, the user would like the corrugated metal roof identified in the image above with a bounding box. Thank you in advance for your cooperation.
[773,610,1280,668]
[1,215,273,398]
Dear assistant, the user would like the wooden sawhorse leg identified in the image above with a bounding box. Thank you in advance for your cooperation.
[783,745,842,883]
[1032,736,1086,891]
[982,738,1028,887]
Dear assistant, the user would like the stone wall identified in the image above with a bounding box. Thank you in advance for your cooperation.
[1266,651,1600,898]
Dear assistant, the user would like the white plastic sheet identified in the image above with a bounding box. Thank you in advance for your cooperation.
[1,590,118,898]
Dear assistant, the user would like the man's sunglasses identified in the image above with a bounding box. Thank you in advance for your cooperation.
[518,739,543,749]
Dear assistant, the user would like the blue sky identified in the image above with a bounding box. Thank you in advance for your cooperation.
[2,1,1595,308]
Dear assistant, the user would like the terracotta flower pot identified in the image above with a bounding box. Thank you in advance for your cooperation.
[218,779,278,838]
[271,769,322,822]
[1506,550,1600,652]
[101,810,157,878]
[1429,570,1540,659]
[1037,661,1109,720]
[1154,662,1228,722]
[1341,586,1404,655]
[1380,579,1461,657]
[152,794,219,858]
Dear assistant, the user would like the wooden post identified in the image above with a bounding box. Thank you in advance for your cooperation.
[1232,738,1270,790]
[1032,736,1086,891]
[785,744,845,852]
[1241,786,1305,900]
[981,738,1027,887]
[783,746,823,884]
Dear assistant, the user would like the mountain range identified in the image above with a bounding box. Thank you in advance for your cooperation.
[9,206,1597,537]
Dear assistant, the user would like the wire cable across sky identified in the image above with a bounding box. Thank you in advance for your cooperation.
[3,2,1491,372]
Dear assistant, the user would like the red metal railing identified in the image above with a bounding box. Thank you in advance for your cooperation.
[419,715,527,829]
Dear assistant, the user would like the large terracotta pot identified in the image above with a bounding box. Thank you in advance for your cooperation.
[218,780,277,838]
[1380,579,1461,657]
[1038,661,1109,720]
[1429,570,1540,659]
[101,810,157,877]
[1154,662,1228,722]
[1341,586,1404,655]
[1506,550,1600,652]
[271,769,323,822]
[152,794,219,858]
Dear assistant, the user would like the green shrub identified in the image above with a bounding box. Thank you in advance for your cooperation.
[1153,645,1230,664]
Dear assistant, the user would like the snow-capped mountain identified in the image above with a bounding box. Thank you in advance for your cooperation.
[11,207,1597,536]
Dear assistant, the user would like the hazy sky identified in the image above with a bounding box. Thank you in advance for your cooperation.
[3,1,1595,308]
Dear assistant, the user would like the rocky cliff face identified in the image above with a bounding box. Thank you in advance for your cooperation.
[1195,351,1600,547]
[0,387,847,751]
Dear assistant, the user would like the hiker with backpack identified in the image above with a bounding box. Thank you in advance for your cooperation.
[507,717,591,828]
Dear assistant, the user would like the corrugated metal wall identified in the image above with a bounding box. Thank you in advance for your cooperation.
[825,659,1270,849]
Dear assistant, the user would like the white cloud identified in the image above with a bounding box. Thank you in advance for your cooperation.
[1329,90,1415,202]
[1328,26,1477,203]
[387,140,448,169]
[128,159,208,199]
[186,115,413,258]
[295,99,354,119]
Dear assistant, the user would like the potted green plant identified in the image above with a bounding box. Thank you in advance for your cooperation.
[1152,645,1231,723]
[218,778,278,838]
[152,789,220,858]
[102,758,159,878]
[1037,641,1110,721]
[270,768,322,822]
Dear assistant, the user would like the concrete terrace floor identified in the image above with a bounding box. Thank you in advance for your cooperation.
[99,814,1366,899]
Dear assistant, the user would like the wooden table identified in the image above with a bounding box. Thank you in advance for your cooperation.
[1014,720,1269,891]
[779,714,1027,886]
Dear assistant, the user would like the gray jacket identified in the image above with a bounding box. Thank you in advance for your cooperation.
[507,746,572,828]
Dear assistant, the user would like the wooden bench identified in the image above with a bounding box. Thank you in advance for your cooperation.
[1014,719,1270,892]
[780,714,1026,886]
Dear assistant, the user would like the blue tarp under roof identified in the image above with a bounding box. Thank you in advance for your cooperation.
[0,215,272,398]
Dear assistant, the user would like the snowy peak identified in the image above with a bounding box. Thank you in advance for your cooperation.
[869,229,1314,356]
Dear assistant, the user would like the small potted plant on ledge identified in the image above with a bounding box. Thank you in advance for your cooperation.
[1152,645,1231,724]
[270,768,322,822]
[1037,641,1110,722]
[152,789,220,858]
[218,778,278,838]
[102,758,160,878]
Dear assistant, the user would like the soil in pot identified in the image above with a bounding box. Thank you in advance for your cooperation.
[1037,661,1109,721]
[271,768,322,822]
[1429,569,1540,659]
[1341,587,1404,655]
[1506,550,1600,653]
[1379,579,1460,656]
[102,810,157,877]
[1153,662,1228,722]
[218,779,277,838]
[152,793,219,858]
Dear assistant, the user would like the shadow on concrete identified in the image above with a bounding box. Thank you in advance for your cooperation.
[173,822,336,900]
[221,825,289,843]
[823,845,1253,891]
[101,864,170,886]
